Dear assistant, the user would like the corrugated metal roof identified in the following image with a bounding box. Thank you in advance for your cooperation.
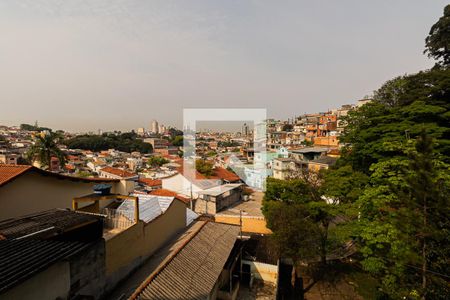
[0,209,100,294]
[0,238,91,293]
[186,208,198,226]
[122,194,197,226]
[133,222,240,300]
[118,195,168,223]
[157,196,174,213]
[0,209,100,239]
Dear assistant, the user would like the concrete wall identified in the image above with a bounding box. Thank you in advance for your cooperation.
[194,197,217,215]
[0,261,70,300]
[195,189,242,215]
[215,215,272,234]
[313,136,339,146]
[104,199,186,290]
[114,179,137,195]
[0,172,135,221]
[69,241,106,300]
[242,260,278,283]
[215,190,242,212]
[307,162,329,172]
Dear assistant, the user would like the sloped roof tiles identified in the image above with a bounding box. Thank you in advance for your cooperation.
[0,165,32,186]
[131,222,240,300]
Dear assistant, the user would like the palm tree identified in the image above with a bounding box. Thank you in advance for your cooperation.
[26,131,66,171]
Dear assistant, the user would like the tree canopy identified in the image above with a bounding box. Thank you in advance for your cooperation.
[195,159,214,177]
[26,131,66,170]
[339,68,450,173]
[65,132,153,153]
[425,4,450,67]
[147,156,169,168]
[263,6,450,298]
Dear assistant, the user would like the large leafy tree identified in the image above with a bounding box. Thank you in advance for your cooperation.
[263,176,331,266]
[425,5,450,67]
[26,131,66,170]
[263,172,366,268]
[354,132,450,299]
[340,67,450,173]
[315,6,450,298]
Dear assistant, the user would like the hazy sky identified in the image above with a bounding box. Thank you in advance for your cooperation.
[0,1,447,132]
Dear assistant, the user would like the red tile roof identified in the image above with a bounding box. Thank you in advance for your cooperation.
[65,164,76,170]
[0,164,120,187]
[213,167,240,182]
[99,167,136,178]
[150,189,190,204]
[0,165,32,187]
[175,165,208,180]
[139,178,162,187]
[175,165,240,182]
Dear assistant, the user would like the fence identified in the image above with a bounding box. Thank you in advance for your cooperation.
[101,208,134,230]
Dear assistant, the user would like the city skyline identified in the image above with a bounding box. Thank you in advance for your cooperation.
[0,1,447,132]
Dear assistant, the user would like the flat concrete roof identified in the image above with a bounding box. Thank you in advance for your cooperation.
[198,183,243,197]
[290,147,330,153]
[216,191,265,217]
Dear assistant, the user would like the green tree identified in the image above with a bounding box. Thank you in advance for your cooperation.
[315,7,450,298]
[26,131,66,170]
[353,133,450,299]
[372,75,407,107]
[0,135,10,148]
[340,67,450,173]
[425,5,450,67]
[65,132,153,153]
[263,174,348,268]
[147,156,169,168]
[195,159,214,177]
[282,124,293,132]
[171,135,183,147]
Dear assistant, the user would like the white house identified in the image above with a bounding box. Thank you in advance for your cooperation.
[162,172,221,198]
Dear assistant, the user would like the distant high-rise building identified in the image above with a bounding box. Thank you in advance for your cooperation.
[242,123,249,136]
[137,127,145,136]
[159,124,166,134]
[151,120,159,134]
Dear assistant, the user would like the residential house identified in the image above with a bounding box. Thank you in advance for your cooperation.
[289,147,330,161]
[99,166,138,180]
[0,153,18,165]
[0,165,132,220]
[162,165,243,215]
[196,183,244,215]
[272,158,307,180]
[87,160,107,173]
[138,178,162,191]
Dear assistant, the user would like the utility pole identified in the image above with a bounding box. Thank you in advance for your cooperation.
[239,210,243,239]
[190,182,193,210]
